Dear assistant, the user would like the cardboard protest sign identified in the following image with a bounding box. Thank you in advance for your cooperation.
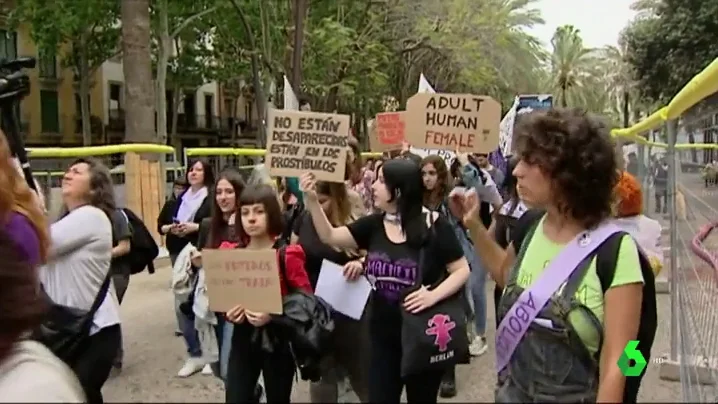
[202,249,283,314]
[266,109,350,183]
[405,93,501,153]
[369,112,405,151]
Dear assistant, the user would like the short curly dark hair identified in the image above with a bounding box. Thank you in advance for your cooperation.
[514,108,619,228]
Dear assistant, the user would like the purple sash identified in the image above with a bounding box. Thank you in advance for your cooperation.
[495,222,621,373]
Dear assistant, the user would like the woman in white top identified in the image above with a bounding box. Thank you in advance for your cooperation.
[0,226,85,403]
[41,158,121,404]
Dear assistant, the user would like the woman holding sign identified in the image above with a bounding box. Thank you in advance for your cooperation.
[223,184,312,404]
[299,159,470,404]
[452,109,651,404]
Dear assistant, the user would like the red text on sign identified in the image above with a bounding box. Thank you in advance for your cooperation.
[424,130,476,149]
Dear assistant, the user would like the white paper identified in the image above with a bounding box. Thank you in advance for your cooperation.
[314,260,372,320]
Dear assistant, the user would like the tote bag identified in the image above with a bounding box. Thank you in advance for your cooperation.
[400,214,469,377]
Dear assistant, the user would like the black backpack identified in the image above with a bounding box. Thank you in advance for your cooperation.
[512,211,657,404]
[120,208,159,275]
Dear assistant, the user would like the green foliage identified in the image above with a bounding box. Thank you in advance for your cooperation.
[10,0,120,74]
[623,0,718,103]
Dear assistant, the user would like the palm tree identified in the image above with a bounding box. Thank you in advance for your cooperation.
[549,25,597,108]
[599,34,638,128]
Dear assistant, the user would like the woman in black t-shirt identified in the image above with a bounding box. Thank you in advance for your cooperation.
[291,181,369,403]
[299,159,470,404]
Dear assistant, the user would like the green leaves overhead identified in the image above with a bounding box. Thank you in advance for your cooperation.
[622,0,718,104]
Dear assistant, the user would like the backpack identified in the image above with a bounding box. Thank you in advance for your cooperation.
[119,208,159,275]
[512,211,657,404]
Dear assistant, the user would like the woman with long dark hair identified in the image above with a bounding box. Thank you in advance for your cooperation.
[192,168,246,383]
[42,158,122,403]
[299,159,470,403]
[420,154,479,398]
[168,159,215,377]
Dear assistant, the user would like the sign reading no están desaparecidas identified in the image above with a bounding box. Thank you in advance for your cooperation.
[266,109,350,183]
[405,93,501,154]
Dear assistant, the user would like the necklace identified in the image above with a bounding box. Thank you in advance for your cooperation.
[384,213,401,224]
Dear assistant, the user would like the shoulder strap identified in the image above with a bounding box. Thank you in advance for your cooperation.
[414,212,437,286]
[506,218,540,284]
[277,245,295,294]
[595,232,624,293]
[495,222,622,373]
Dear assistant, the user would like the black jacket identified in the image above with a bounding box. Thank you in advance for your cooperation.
[157,194,211,255]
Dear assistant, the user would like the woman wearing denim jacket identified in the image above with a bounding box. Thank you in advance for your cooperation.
[420,154,484,398]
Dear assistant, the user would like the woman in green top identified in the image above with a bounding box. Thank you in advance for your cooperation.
[454,109,645,403]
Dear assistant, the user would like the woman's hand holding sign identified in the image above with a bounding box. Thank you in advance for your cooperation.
[226,305,246,324]
[245,311,271,327]
[403,285,439,314]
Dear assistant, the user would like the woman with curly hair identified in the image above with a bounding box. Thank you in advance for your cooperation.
[613,171,664,275]
[453,108,649,403]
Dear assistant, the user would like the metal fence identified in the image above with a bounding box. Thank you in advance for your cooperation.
[625,96,718,402]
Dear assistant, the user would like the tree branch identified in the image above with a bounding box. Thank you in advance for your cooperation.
[170,5,218,39]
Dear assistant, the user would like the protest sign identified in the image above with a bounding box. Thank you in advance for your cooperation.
[370,112,405,151]
[405,93,501,153]
[266,109,350,182]
[202,249,283,314]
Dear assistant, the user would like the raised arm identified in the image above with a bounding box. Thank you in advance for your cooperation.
[298,174,358,249]
[49,206,110,259]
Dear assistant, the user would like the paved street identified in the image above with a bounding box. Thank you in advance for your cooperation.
[102,269,682,402]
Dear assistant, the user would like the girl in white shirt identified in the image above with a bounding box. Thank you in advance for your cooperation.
[41,158,121,404]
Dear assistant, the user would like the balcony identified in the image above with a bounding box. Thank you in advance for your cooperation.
[159,113,222,134]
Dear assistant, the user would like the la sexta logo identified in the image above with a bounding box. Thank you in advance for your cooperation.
[425,313,455,352]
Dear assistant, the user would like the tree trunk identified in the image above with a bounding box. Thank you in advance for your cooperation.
[79,34,92,146]
[122,0,155,143]
[156,0,171,145]
[290,0,306,94]
[231,1,266,147]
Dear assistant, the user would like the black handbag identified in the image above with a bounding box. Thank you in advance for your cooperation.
[400,216,470,377]
[34,271,112,367]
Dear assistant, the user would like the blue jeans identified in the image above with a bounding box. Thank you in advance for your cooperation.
[467,260,487,336]
[213,318,234,381]
[177,302,202,358]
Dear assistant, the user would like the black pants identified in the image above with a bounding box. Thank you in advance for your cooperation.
[309,313,370,402]
[225,324,295,403]
[655,188,667,212]
[73,324,122,404]
[368,322,444,403]
[112,273,130,365]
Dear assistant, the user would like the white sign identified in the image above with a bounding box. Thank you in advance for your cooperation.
[417,73,436,94]
[499,96,519,157]
[283,75,299,111]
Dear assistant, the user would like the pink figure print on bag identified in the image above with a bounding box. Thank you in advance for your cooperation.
[425,314,456,352]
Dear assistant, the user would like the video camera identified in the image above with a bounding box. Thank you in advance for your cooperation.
[0,57,34,101]
[0,57,37,192]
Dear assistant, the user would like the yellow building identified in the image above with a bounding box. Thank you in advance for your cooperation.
[0,20,106,146]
